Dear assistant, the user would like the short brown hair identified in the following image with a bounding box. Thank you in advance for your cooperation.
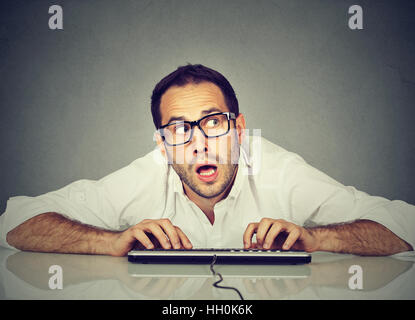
[151,64,239,128]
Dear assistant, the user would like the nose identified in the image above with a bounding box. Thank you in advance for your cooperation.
[191,126,208,156]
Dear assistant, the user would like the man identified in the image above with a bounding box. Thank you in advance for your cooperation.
[1,64,414,256]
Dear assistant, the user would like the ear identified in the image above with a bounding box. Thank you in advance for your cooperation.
[235,113,246,145]
[154,130,167,158]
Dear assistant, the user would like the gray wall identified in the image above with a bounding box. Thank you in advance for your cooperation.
[1,0,414,214]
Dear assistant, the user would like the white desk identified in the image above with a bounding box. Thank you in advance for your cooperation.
[1,248,414,300]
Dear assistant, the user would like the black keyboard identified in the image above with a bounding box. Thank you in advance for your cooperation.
[127,248,311,265]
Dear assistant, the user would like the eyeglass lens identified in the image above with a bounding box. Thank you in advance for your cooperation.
[163,113,230,145]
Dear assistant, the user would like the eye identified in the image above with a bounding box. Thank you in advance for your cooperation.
[206,118,220,128]
[174,124,189,135]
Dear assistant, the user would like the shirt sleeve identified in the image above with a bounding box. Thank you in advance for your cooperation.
[0,149,168,250]
[279,153,415,249]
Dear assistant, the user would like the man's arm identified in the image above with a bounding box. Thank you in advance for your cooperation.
[308,219,413,255]
[6,212,119,255]
[6,213,192,256]
[243,218,413,256]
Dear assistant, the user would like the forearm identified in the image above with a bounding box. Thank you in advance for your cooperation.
[6,212,119,255]
[309,219,413,256]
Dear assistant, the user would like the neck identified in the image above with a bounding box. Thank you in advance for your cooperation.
[183,166,238,225]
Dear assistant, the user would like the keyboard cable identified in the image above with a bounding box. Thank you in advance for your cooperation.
[209,254,244,300]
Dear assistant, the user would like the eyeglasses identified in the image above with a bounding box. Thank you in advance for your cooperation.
[159,112,236,146]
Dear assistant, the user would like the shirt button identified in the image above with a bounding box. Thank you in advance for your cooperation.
[75,192,86,202]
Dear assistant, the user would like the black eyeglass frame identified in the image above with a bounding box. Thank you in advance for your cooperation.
[159,112,237,146]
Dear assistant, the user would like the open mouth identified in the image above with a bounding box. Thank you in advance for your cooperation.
[195,164,218,182]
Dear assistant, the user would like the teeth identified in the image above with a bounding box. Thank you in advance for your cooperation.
[199,169,216,176]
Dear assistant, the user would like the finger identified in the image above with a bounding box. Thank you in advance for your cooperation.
[256,219,274,248]
[158,219,182,249]
[243,223,259,248]
[175,226,193,249]
[263,223,284,249]
[250,242,259,249]
[142,223,172,249]
[132,229,155,249]
[282,227,301,250]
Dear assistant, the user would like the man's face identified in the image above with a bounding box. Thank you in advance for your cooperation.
[157,81,245,199]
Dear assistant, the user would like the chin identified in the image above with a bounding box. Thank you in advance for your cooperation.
[193,182,228,199]
[196,190,224,199]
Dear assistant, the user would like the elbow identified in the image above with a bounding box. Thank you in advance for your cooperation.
[6,228,21,249]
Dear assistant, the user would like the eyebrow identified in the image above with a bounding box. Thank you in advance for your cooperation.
[165,107,223,124]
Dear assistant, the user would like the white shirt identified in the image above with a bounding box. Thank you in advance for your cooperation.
[1,136,414,250]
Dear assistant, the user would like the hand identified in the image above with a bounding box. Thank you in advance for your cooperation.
[243,218,319,252]
[110,218,193,256]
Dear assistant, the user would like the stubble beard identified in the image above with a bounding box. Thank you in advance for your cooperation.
[172,162,238,199]
[168,129,241,199]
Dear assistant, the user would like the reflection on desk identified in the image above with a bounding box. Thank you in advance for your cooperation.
[0,248,414,300]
